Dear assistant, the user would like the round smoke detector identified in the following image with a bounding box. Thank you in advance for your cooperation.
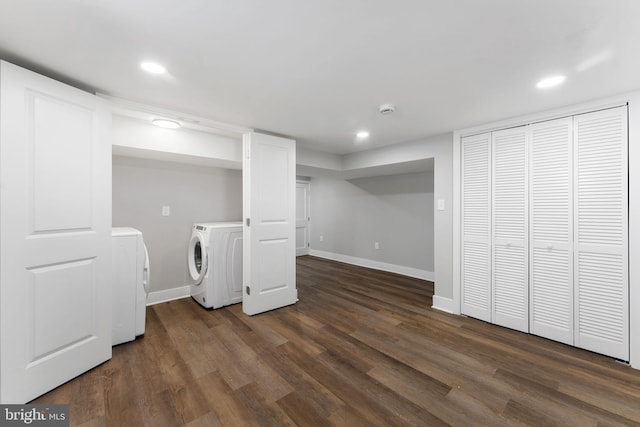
[379,103,395,114]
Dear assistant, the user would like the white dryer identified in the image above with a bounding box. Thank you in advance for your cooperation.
[188,222,243,309]
[112,227,150,346]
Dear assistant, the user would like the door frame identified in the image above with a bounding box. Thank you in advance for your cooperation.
[296,180,311,256]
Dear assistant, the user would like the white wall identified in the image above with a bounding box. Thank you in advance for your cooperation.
[338,134,454,300]
[112,156,242,294]
[112,115,242,169]
[297,147,343,172]
[310,172,434,277]
[298,133,453,298]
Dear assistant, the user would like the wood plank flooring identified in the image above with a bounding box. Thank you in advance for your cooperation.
[34,256,640,426]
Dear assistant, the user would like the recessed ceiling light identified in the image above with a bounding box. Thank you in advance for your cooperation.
[356,131,370,139]
[152,119,181,129]
[141,61,166,75]
[536,75,566,89]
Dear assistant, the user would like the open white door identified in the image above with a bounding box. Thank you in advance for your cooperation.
[296,181,310,256]
[0,61,112,403]
[242,132,297,315]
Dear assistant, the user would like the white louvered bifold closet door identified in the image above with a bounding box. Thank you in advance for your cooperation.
[573,106,629,361]
[492,127,528,332]
[529,117,574,345]
[461,132,491,322]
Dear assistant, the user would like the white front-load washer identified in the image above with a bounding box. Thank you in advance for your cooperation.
[188,222,243,309]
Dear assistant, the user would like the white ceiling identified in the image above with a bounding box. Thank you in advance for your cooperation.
[1,0,639,155]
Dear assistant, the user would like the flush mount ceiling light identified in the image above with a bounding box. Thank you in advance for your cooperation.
[152,119,181,129]
[379,104,396,114]
[140,61,166,75]
[356,131,370,139]
[536,75,566,89]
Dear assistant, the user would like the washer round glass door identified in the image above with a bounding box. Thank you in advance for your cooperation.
[188,232,207,284]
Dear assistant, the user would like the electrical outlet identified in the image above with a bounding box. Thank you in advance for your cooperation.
[319,235,324,242]
[374,242,379,250]
[162,205,170,216]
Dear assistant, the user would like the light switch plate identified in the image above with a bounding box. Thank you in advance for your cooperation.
[437,199,445,211]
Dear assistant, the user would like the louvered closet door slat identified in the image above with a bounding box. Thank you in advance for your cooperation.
[462,132,491,322]
[492,127,528,332]
[529,117,574,345]
[574,106,628,361]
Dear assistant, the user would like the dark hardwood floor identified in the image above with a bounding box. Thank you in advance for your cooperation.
[34,256,640,426]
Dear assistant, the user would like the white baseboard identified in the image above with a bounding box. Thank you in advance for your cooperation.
[309,249,434,281]
[146,285,191,306]
[432,295,456,314]
[148,254,435,306]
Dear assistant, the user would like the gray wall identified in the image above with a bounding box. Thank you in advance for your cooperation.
[339,133,453,298]
[432,134,454,299]
[112,155,242,293]
[310,171,434,272]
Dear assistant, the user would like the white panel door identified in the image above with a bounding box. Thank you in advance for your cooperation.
[242,132,297,315]
[295,181,310,256]
[573,106,628,360]
[491,127,528,332]
[461,132,492,322]
[529,117,574,345]
[0,61,112,403]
